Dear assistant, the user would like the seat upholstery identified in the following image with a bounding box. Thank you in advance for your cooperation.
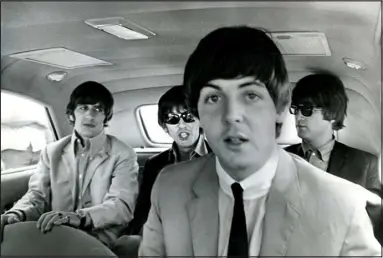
[1,221,116,256]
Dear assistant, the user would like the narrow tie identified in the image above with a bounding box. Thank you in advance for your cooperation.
[304,149,313,161]
[227,182,249,257]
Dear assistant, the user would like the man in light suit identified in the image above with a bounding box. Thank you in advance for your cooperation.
[139,26,381,256]
[0,81,139,248]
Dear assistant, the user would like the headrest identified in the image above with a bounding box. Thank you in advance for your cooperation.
[1,221,116,256]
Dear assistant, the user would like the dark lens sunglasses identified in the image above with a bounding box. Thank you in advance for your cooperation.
[289,105,321,117]
[164,112,195,125]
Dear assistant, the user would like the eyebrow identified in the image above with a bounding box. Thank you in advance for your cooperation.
[204,80,265,90]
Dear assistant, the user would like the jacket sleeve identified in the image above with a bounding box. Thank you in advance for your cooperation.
[6,147,51,221]
[138,171,166,256]
[125,157,156,235]
[79,146,139,230]
[365,154,382,197]
[340,199,382,256]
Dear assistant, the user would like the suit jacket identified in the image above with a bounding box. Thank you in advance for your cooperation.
[6,134,139,247]
[125,140,211,235]
[285,141,382,197]
[139,148,381,256]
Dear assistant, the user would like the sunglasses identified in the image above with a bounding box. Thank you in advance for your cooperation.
[289,105,321,117]
[164,112,196,125]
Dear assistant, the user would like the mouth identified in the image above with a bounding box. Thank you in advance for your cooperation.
[224,135,249,145]
[178,131,190,141]
[83,123,96,128]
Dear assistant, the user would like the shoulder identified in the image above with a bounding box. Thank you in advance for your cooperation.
[147,149,172,164]
[335,142,377,161]
[44,135,71,154]
[106,134,136,158]
[284,143,301,154]
[154,153,214,191]
[291,153,374,210]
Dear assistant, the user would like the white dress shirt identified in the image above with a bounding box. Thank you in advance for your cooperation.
[216,146,279,256]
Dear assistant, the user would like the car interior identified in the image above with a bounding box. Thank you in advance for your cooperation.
[1,1,381,256]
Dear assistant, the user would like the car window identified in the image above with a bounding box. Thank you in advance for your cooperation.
[138,104,173,145]
[1,91,56,173]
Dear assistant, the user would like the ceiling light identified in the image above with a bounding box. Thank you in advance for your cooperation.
[46,71,67,82]
[9,48,112,69]
[342,58,367,70]
[271,32,331,56]
[85,17,155,41]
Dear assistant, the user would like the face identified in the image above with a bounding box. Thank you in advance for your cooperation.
[72,103,106,139]
[197,76,285,175]
[164,107,201,148]
[292,105,333,142]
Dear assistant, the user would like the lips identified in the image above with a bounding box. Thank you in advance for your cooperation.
[83,123,96,128]
[178,131,190,140]
[224,134,249,145]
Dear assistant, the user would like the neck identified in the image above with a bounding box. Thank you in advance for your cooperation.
[306,130,333,149]
[176,138,199,161]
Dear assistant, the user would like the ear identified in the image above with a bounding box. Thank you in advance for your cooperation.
[69,115,75,122]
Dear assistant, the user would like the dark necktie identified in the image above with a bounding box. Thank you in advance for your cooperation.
[304,149,313,161]
[227,182,249,257]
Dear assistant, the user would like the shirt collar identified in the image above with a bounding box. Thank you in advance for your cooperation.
[171,133,208,162]
[71,130,107,157]
[216,145,279,200]
[302,135,335,160]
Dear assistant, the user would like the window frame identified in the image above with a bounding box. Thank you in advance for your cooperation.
[135,104,172,148]
[1,90,59,175]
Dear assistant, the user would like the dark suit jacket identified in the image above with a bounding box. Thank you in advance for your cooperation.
[125,141,211,235]
[285,141,381,196]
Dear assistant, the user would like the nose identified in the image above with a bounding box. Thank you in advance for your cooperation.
[85,108,97,119]
[295,110,305,122]
[178,118,187,128]
[223,98,243,124]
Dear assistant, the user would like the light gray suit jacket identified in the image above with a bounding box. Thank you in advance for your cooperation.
[7,134,139,247]
[139,148,381,256]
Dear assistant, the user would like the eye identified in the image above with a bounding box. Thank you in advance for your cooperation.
[78,105,87,111]
[94,107,104,113]
[205,94,221,104]
[245,92,259,101]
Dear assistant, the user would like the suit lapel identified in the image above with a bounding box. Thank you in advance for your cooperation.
[260,149,302,256]
[60,139,78,207]
[327,141,347,176]
[186,154,219,256]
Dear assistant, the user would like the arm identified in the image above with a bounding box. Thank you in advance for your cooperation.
[5,148,51,221]
[365,154,382,198]
[126,157,157,235]
[138,172,166,256]
[340,200,382,256]
[79,147,139,230]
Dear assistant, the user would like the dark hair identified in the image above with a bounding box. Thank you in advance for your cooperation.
[157,86,190,129]
[183,26,290,137]
[292,73,348,130]
[66,81,114,126]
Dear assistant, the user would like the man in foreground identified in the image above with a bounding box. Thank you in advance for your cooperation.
[138,26,381,256]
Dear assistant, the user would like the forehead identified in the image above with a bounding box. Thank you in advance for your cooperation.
[203,76,265,91]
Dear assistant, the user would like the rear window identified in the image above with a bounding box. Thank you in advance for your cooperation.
[1,91,56,173]
[138,104,172,145]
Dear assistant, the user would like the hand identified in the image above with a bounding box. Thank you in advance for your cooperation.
[36,211,81,233]
[1,214,21,243]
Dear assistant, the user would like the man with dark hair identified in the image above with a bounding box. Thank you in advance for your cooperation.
[0,81,139,248]
[285,73,381,196]
[125,85,210,236]
[139,26,380,256]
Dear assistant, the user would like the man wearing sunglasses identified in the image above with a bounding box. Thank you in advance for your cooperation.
[123,85,211,237]
[285,73,381,197]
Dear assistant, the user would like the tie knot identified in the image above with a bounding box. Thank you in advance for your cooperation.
[231,182,243,199]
